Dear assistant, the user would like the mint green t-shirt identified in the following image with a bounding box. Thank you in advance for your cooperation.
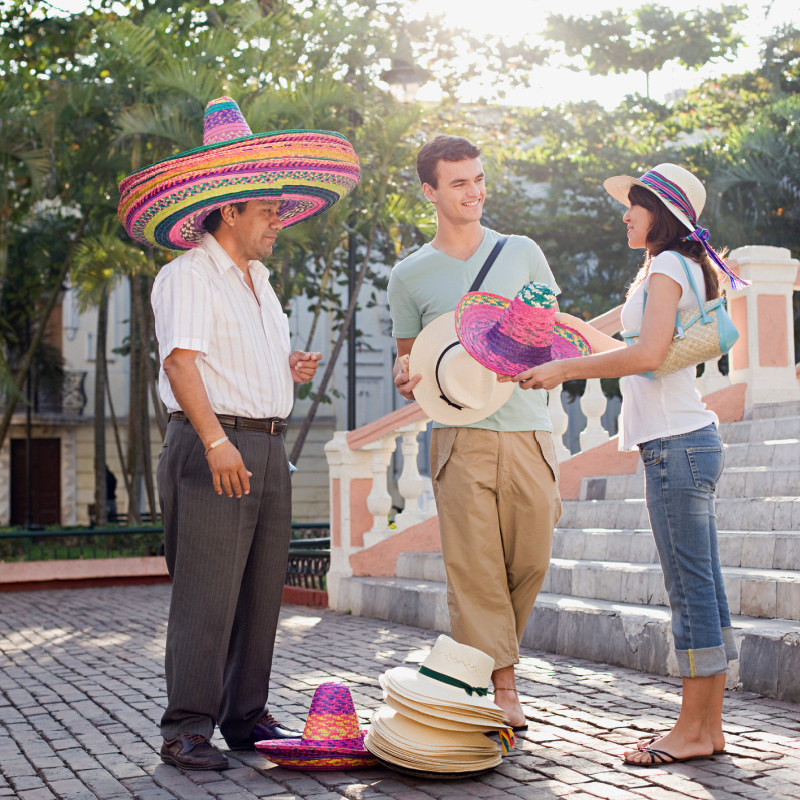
[387,227,559,432]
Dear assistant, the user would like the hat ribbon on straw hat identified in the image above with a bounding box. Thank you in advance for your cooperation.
[637,168,748,291]
[417,665,488,697]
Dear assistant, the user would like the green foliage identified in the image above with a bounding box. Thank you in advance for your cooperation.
[546,4,748,97]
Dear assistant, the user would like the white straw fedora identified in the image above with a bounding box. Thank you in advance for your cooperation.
[603,162,748,291]
[603,162,705,233]
[409,313,514,426]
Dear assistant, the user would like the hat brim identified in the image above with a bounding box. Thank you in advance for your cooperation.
[381,667,506,717]
[455,293,592,376]
[118,130,360,250]
[383,690,507,732]
[258,752,378,770]
[255,729,369,758]
[408,313,514,426]
[603,174,695,233]
[370,753,498,779]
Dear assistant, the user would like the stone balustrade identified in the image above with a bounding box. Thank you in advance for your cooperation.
[325,245,800,608]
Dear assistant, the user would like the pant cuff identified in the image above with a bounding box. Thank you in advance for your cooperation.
[722,626,739,662]
[675,644,728,677]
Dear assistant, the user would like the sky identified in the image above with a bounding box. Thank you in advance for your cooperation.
[409,0,800,108]
[40,0,800,109]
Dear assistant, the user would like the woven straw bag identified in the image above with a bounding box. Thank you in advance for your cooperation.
[621,252,740,379]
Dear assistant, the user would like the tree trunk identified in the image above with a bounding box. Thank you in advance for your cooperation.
[93,289,108,527]
[105,354,133,502]
[126,275,143,525]
[289,227,378,465]
[0,213,88,451]
[138,278,157,521]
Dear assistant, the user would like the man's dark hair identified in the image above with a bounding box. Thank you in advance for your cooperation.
[416,135,482,189]
[203,201,249,234]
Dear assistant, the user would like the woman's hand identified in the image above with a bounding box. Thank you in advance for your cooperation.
[499,360,568,391]
[554,311,585,330]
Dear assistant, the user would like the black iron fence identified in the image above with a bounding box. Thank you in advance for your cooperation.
[0,523,331,590]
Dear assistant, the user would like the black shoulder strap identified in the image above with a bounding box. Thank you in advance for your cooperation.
[469,235,509,293]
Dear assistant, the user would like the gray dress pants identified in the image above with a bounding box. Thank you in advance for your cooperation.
[158,417,291,747]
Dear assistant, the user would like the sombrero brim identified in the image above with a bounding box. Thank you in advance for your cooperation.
[455,293,592,376]
[118,130,359,250]
[255,730,370,758]
[408,313,514,427]
[258,752,378,770]
[603,174,694,232]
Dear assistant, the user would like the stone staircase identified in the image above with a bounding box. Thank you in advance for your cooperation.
[337,402,800,702]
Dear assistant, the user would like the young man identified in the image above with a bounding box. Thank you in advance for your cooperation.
[388,134,561,729]
[118,97,360,770]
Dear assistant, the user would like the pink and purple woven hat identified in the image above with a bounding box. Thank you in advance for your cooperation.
[118,96,360,251]
[255,683,377,770]
[455,282,592,376]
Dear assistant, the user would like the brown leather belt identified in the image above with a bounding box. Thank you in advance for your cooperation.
[169,411,288,435]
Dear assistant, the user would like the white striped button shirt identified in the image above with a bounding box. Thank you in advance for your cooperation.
[152,232,293,418]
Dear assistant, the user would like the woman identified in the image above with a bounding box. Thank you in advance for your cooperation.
[505,164,744,766]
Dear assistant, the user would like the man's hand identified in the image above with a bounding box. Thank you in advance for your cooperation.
[289,351,322,384]
[206,440,253,498]
[394,354,421,402]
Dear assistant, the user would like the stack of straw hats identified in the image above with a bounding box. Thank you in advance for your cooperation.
[365,635,512,777]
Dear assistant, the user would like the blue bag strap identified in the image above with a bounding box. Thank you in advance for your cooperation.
[670,251,713,324]
[641,251,711,327]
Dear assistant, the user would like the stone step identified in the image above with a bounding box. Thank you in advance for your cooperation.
[551,528,800,571]
[337,575,800,702]
[722,437,800,468]
[398,531,800,575]
[581,465,800,502]
[558,497,800,531]
[541,558,800,620]
[394,551,800,620]
[719,414,800,444]
[746,401,800,420]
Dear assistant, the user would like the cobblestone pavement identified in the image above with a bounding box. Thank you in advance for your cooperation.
[2,586,800,800]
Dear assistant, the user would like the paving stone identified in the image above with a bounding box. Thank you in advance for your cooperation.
[2,586,800,800]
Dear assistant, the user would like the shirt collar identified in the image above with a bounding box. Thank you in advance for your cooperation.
[199,232,271,281]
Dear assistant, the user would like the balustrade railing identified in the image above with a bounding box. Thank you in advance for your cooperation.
[325,245,800,609]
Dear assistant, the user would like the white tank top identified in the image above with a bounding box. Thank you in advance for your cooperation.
[618,251,718,451]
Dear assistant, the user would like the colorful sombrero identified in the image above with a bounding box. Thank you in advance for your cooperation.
[118,96,360,251]
[455,282,592,376]
[255,683,377,770]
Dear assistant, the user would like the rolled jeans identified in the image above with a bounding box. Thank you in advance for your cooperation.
[640,423,738,677]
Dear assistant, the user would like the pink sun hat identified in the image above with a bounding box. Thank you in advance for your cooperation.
[455,282,592,376]
[255,683,378,770]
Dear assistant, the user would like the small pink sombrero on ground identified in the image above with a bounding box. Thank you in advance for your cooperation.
[255,683,377,770]
[455,282,592,376]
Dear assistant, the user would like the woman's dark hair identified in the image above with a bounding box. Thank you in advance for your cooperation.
[203,201,249,234]
[626,184,722,300]
[416,135,482,188]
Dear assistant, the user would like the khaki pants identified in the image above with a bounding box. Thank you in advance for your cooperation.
[430,428,561,669]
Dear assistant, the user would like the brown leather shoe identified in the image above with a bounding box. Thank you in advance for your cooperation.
[160,733,229,771]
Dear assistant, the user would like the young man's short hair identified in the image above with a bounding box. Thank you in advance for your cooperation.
[416,135,482,189]
[203,201,249,234]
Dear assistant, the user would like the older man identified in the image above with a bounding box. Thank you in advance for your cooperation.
[118,96,360,770]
